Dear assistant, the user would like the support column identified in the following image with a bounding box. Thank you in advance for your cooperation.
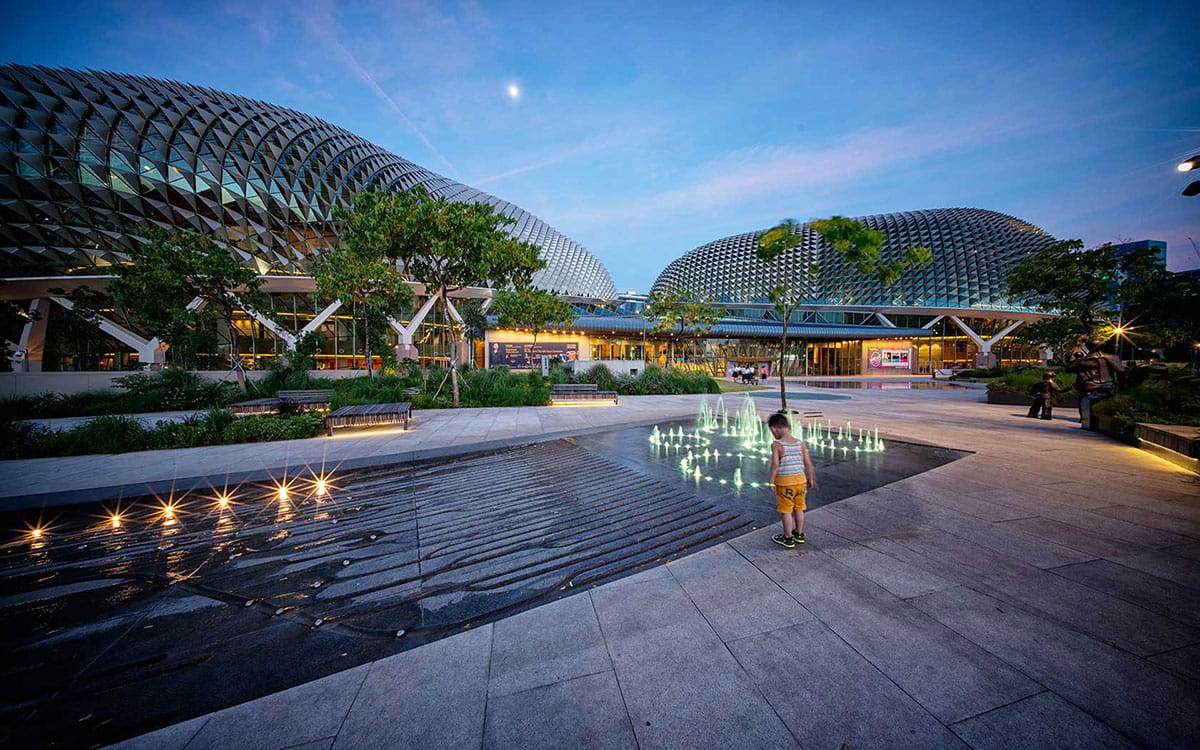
[12,298,50,372]
[50,296,165,369]
[947,315,1025,368]
[388,296,439,363]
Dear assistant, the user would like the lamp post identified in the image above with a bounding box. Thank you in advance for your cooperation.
[1178,154,1200,196]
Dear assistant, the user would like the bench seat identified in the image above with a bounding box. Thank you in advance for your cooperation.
[229,390,333,416]
[277,390,334,411]
[326,402,412,435]
[228,397,282,415]
[550,385,618,405]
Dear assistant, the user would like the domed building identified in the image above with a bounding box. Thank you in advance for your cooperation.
[0,64,614,372]
[646,208,1060,375]
[654,208,1056,311]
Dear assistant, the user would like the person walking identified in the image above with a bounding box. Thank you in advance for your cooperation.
[1027,371,1064,420]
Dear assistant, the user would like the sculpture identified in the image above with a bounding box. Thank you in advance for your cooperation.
[1065,339,1124,429]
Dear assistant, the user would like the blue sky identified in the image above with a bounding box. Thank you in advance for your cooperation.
[4,0,1199,290]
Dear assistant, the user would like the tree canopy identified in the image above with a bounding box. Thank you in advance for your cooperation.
[1006,240,1196,354]
[811,216,934,285]
[108,228,262,382]
[337,188,545,404]
[491,285,576,346]
[315,197,417,376]
[645,285,721,368]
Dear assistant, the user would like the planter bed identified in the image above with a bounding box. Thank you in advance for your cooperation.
[986,389,1080,408]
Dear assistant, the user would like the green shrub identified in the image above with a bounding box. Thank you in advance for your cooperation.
[0,369,238,419]
[222,413,324,443]
[331,374,414,408]
[61,415,154,454]
[987,367,1066,394]
[113,369,240,410]
[1091,368,1200,437]
[581,364,619,392]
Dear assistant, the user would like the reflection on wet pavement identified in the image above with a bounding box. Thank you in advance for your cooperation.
[1,405,963,747]
[0,441,752,747]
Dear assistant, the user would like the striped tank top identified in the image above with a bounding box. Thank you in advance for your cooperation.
[775,440,806,476]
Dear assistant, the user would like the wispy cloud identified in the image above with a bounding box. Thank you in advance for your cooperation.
[469,122,668,187]
[551,116,1021,232]
[290,0,458,176]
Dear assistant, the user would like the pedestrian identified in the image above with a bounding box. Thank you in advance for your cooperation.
[766,413,817,548]
[1026,371,1064,420]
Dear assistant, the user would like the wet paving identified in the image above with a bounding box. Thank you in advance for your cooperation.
[1,416,963,748]
[573,420,966,524]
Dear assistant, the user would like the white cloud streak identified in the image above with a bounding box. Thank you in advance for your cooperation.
[292,1,457,176]
[551,117,1021,231]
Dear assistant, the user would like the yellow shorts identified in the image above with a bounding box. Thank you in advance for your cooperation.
[774,475,807,513]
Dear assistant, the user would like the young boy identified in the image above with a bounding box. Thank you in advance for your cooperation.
[767,413,818,548]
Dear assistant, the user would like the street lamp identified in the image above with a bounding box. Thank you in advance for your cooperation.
[1179,154,1200,196]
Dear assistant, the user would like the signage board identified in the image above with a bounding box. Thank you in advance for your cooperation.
[490,342,578,369]
[867,347,911,369]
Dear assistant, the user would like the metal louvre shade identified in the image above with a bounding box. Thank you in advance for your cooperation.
[652,208,1059,312]
[0,64,617,299]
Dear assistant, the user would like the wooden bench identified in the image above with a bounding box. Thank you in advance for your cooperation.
[326,402,412,436]
[278,390,334,411]
[550,383,618,404]
[230,389,334,415]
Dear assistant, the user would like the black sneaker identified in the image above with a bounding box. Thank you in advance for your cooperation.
[793,531,806,545]
[772,534,796,549]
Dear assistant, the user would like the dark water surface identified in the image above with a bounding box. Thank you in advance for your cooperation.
[0,414,964,748]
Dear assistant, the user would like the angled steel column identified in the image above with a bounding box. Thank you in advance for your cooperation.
[49,296,166,368]
[389,295,440,361]
[11,298,49,372]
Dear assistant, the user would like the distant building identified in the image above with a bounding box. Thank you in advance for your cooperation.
[1112,240,1167,267]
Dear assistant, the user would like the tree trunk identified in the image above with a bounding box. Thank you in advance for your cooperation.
[441,290,460,407]
[364,306,374,378]
[779,318,789,413]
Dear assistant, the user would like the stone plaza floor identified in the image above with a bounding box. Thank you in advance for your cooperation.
[3,381,1199,748]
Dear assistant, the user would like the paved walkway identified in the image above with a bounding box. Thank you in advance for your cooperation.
[108,386,1200,749]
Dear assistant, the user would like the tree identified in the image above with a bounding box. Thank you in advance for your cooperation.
[341,189,544,406]
[491,285,577,364]
[755,219,807,411]
[811,216,934,285]
[311,204,414,377]
[758,217,933,411]
[1021,316,1088,363]
[1006,240,1181,354]
[108,228,263,388]
[645,285,722,368]
[457,298,489,369]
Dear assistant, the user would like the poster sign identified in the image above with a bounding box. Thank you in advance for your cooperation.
[867,348,911,369]
[490,342,578,368]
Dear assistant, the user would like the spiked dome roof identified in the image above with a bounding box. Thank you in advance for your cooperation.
[0,65,617,299]
[652,208,1059,313]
